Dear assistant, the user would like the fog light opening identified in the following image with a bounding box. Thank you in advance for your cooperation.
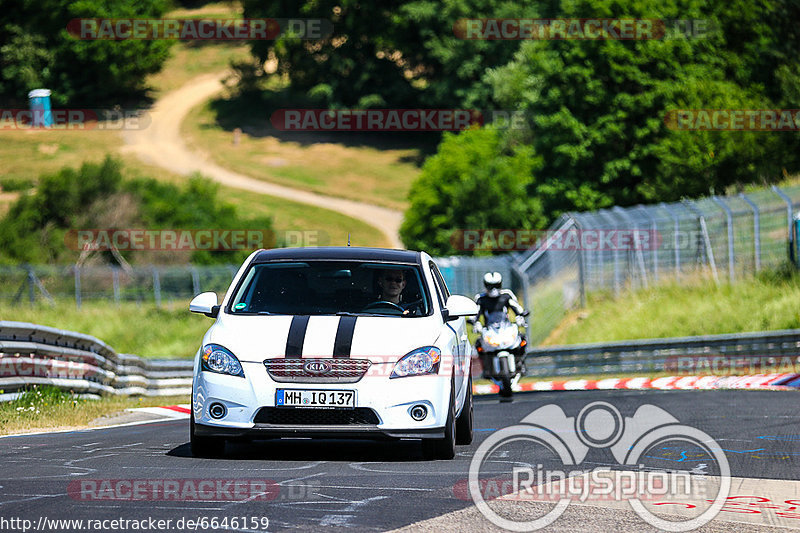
[209,403,227,419]
[410,405,427,421]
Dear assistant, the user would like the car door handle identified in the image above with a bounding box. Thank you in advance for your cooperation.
[460,335,468,342]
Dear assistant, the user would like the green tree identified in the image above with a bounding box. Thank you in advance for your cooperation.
[241,0,542,108]
[484,0,800,217]
[400,126,544,255]
[0,158,274,265]
[0,0,172,106]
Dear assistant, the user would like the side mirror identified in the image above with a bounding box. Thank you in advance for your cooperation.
[189,292,220,318]
[443,294,479,322]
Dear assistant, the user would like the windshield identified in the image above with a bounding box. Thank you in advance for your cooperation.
[228,261,431,317]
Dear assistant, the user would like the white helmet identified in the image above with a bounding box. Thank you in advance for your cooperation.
[483,272,502,296]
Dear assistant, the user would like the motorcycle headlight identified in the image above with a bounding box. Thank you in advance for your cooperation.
[390,346,441,379]
[201,344,244,377]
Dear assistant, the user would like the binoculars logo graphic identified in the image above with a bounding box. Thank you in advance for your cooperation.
[469,401,731,532]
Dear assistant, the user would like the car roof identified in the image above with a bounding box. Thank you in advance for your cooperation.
[251,247,423,265]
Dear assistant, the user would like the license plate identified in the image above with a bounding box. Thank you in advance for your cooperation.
[276,389,355,408]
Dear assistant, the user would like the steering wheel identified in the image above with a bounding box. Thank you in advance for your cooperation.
[362,300,404,313]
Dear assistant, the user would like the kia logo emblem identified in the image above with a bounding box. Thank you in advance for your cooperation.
[304,360,332,375]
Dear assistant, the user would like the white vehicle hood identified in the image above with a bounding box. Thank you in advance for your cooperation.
[206,315,442,363]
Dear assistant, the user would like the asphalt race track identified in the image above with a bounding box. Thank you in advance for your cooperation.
[1,389,799,532]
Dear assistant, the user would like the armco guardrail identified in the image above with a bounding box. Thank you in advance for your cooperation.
[525,329,800,377]
[0,321,192,397]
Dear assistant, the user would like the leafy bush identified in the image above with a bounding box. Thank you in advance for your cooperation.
[0,0,172,106]
[400,126,545,255]
[0,178,35,192]
[0,157,274,265]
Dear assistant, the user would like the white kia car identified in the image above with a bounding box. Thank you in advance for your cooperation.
[188,247,479,459]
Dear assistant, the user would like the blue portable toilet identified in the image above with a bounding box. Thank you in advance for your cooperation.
[28,89,53,128]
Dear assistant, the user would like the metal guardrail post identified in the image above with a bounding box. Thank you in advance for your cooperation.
[739,193,761,272]
[598,211,622,295]
[772,185,794,237]
[512,264,534,340]
[517,217,576,272]
[635,205,659,281]
[712,196,735,281]
[683,200,719,284]
[152,267,161,308]
[660,203,681,278]
[74,266,82,309]
[112,268,120,303]
[191,267,200,295]
[569,215,587,307]
[613,206,648,288]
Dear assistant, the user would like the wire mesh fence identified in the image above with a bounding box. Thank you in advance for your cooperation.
[2,185,799,347]
[515,185,800,344]
[0,258,520,309]
[0,265,239,307]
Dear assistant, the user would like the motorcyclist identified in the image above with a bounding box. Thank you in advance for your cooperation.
[470,272,527,333]
[469,272,528,383]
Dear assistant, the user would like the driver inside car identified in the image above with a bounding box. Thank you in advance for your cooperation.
[377,269,406,305]
[371,269,424,316]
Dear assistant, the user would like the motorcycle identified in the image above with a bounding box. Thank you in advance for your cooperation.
[475,311,528,401]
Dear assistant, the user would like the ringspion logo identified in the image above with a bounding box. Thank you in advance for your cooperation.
[468,401,730,531]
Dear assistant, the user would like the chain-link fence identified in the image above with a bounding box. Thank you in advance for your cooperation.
[3,185,799,346]
[0,258,521,309]
[0,265,238,307]
[516,185,800,344]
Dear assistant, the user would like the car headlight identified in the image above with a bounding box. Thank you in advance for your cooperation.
[390,346,441,379]
[201,344,244,377]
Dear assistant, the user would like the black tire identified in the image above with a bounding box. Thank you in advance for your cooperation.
[455,374,474,445]
[423,378,456,460]
[499,376,513,400]
[190,412,226,458]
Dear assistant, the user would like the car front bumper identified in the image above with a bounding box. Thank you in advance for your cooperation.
[192,360,452,440]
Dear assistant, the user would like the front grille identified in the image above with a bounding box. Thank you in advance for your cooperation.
[264,358,371,383]
[254,407,380,425]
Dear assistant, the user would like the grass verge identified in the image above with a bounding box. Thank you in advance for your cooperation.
[0,300,207,358]
[543,267,800,345]
[182,97,426,211]
[0,386,189,436]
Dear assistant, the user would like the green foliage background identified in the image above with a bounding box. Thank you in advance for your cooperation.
[0,157,274,265]
[243,0,800,254]
[0,0,172,106]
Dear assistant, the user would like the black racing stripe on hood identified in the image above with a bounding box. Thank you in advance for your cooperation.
[332,316,357,359]
[285,315,310,358]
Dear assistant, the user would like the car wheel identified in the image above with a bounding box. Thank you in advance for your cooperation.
[423,378,456,460]
[190,412,226,458]
[455,374,473,445]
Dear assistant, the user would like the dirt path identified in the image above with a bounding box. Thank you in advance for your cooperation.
[123,72,403,248]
